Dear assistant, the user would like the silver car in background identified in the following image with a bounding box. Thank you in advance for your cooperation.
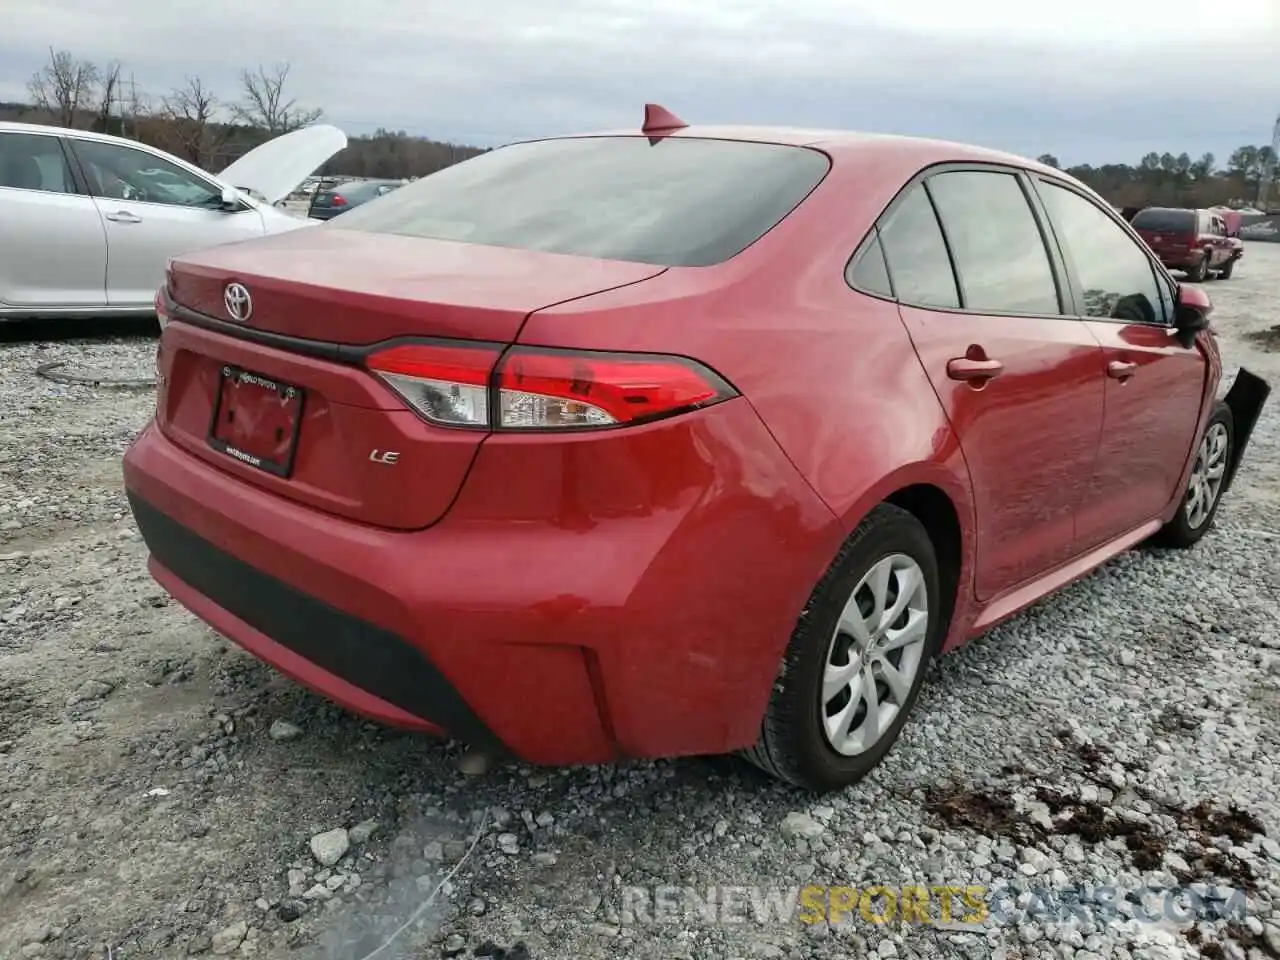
[0,121,346,320]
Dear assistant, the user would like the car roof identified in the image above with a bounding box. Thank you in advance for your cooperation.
[525,124,1066,180]
[0,119,148,148]
[3,118,1061,182]
[5,119,1089,212]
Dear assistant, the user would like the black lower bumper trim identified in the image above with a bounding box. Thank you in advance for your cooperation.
[126,491,506,754]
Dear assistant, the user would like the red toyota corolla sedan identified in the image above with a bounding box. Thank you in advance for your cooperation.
[123,106,1270,792]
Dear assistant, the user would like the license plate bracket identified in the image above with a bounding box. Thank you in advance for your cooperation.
[207,364,305,478]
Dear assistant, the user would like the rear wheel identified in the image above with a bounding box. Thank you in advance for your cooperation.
[1151,402,1234,548]
[1187,254,1209,282]
[743,504,944,792]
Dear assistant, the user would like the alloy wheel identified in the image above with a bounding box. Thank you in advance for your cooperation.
[821,553,930,756]
[1185,422,1230,529]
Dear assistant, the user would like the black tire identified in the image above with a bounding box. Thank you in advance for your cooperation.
[1187,254,1209,282]
[1218,257,1235,280]
[1150,401,1234,549]
[742,504,945,792]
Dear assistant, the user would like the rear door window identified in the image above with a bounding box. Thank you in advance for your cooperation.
[0,132,77,194]
[925,170,1060,315]
[876,185,960,309]
[328,136,830,267]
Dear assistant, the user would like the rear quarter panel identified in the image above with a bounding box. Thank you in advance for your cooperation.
[518,148,977,608]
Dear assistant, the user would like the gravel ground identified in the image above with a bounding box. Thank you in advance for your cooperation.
[2,249,1279,960]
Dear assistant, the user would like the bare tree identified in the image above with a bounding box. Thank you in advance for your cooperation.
[93,60,123,132]
[26,48,99,127]
[161,76,225,166]
[231,63,322,136]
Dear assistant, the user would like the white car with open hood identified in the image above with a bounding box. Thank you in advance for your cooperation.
[0,121,347,320]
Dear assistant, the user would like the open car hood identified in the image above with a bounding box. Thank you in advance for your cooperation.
[214,124,347,205]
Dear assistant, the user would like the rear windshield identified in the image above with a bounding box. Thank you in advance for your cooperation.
[1131,208,1196,232]
[324,181,376,198]
[327,136,830,267]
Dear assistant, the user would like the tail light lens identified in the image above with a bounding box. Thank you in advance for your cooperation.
[366,343,493,427]
[331,194,347,206]
[364,342,737,431]
[497,349,733,429]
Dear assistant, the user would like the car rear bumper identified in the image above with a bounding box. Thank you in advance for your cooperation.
[122,403,840,765]
[129,492,489,742]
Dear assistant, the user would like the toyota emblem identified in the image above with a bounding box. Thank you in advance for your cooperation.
[224,282,252,322]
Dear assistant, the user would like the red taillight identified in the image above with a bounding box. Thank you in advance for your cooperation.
[498,349,731,428]
[365,343,495,427]
[330,194,347,206]
[363,342,737,431]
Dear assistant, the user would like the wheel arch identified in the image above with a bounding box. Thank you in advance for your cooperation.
[741,480,975,789]
[884,483,964,644]
[832,460,978,654]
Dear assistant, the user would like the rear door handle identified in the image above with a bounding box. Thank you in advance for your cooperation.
[946,357,1004,382]
[1107,360,1138,379]
[104,211,142,223]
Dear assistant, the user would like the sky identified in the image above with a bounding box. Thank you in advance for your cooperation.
[1,0,1277,167]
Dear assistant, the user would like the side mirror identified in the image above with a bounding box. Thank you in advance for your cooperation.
[1173,284,1212,342]
[220,186,240,210]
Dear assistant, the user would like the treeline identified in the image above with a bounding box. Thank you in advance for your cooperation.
[3,49,485,180]
[1038,147,1277,211]
[6,48,1277,207]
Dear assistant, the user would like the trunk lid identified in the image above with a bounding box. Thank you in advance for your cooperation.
[167,228,666,343]
[159,231,666,529]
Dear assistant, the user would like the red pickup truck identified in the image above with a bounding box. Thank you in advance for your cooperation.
[1131,206,1243,281]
